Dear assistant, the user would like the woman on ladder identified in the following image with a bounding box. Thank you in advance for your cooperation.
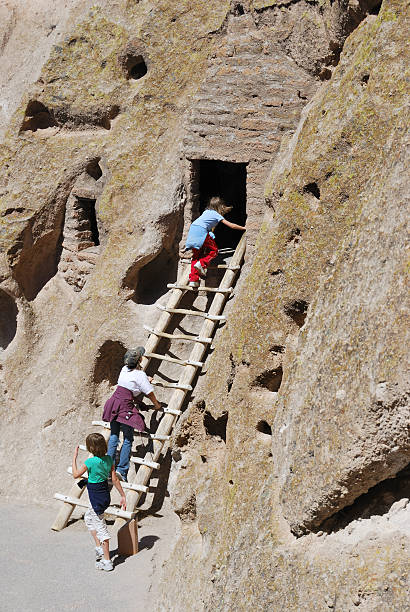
[102,347,162,482]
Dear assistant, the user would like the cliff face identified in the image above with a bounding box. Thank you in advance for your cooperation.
[158,1,410,609]
[0,0,408,609]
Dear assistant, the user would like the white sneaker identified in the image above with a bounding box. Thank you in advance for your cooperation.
[189,281,200,288]
[115,471,125,482]
[95,546,103,561]
[96,559,114,572]
[193,261,206,276]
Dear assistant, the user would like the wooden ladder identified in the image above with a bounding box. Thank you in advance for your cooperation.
[51,236,246,531]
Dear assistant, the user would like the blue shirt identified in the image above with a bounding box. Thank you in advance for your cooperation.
[185,209,223,250]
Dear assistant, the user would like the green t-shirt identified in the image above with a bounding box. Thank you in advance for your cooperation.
[84,455,113,483]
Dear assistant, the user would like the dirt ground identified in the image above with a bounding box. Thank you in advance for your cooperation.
[0,499,179,611]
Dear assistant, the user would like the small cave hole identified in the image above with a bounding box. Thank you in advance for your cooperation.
[256,420,272,436]
[201,455,207,463]
[232,3,245,16]
[228,479,234,485]
[288,228,301,244]
[125,54,148,80]
[253,366,283,392]
[86,159,103,180]
[20,100,58,132]
[270,345,285,354]
[0,290,18,349]
[303,182,320,199]
[94,340,126,387]
[204,411,228,443]
[284,300,309,328]
[360,74,370,86]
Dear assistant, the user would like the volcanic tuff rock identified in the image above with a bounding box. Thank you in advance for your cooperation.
[0,0,408,610]
[157,1,410,610]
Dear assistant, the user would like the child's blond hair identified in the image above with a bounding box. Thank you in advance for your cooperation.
[207,196,232,217]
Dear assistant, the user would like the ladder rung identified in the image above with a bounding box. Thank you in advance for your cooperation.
[92,420,110,430]
[145,352,188,366]
[151,380,193,391]
[54,494,136,519]
[144,325,212,343]
[130,457,160,470]
[145,352,203,367]
[92,421,170,441]
[121,481,149,493]
[156,304,226,321]
[167,283,233,294]
[208,264,240,270]
[140,432,170,441]
[164,407,182,416]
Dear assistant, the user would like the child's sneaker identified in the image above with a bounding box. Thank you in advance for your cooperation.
[96,559,114,572]
[193,261,206,276]
[189,281,200,288]
[95,546,103,561]
[115,471,127,482]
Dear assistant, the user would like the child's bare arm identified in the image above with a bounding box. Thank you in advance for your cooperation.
[111,466,127,509]
[72,446,88,479]
[221,219,246,231]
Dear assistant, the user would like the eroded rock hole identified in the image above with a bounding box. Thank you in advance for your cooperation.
[361,74,370,86]
[284,300,308,327]
[125,54,147,80]
[204,411,228,442]
[253,366,283,392]
[303,182,320,199]
[318,463,410,535]
[233,3,245,15]
[270,345,285,354]
[133,248,178,305]
[0,290,18,349]
[86,159,103,180]
[288,228,301,244]
[195,159,247,250]
[94,340,126,387]
[20,100,58,132]
[227,353,236,393]
[256,420,272,436]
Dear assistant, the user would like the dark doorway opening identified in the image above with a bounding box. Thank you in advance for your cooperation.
[75,197,100,246]
[198,160,247,249]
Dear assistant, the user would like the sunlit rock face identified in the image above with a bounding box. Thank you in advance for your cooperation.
[0,0,408,610]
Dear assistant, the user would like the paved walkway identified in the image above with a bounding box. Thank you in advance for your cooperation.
[0,500,179,611]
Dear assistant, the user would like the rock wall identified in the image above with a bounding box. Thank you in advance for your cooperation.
[157,1,410,610]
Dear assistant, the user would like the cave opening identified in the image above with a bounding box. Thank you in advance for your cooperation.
[125,54,148,80]
[196,159,247,249]
[86,158,103,180]
[74,197,100,247]
[20,100,58,132]
[303,182,320,199]
[204,411,228,442]
[253,366,283,392]
[256,420,272,436]
[133,247,178,305]
[284,300,309,328]
[0,290,18,349]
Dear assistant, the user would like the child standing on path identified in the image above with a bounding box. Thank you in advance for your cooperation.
[72,432,126,572]
[183,196,246,288]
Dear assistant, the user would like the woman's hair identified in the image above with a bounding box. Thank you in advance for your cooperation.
[86,433,108,458]
[124,346,145,370]
[207,196,232,217]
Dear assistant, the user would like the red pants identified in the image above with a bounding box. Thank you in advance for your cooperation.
[189,234,218,282]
